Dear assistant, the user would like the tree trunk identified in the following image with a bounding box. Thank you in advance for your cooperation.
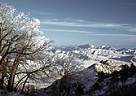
[7,63,18,92]
[7,54,20,92]
[0,63,6,88]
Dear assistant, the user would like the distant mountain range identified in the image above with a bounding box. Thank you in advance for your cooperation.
[49,44,136,64]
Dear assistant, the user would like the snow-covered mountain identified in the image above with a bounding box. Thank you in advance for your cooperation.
[1,44,136,96]
[34,61,136,96]
[29,45,136,96]
[50,44,136,64]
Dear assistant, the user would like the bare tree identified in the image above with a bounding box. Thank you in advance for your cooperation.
[0,3,84,93]
[0,3,50,92]
[51,53,83,77]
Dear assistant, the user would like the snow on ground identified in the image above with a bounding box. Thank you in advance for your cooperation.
[0,45,135,93]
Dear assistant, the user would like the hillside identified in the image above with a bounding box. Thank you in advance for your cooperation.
[34,61,136,96]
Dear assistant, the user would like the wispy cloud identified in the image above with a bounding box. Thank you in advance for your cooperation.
[42,29,91,34]
[127,27,136,32]
[88,33,136,36]
[41,18,130,29]
[41,28,136,36]
[41,18,136,35]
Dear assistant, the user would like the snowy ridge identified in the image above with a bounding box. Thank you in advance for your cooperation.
[51,44,136,63]
[94,62,122,74]
[34,60,136,96]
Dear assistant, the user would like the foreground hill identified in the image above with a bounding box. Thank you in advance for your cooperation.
[34,61,136,96]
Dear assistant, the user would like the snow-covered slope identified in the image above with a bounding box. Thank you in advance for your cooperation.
[34,61,136,96]
[1,44,135,96]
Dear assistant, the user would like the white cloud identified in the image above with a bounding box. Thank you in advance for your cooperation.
[41,19,129,29]
[88,33,136,36]
[41,18,136,34]
[32,18,41,26]
[42,29,91,34]
[41,28,136,36]
[127,28,136,32]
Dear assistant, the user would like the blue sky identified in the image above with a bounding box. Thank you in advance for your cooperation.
[1,0,136,48]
